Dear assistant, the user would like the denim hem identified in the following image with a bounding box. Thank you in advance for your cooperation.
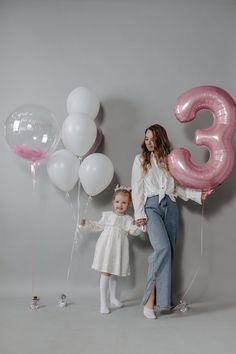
[156,306,171,311]
[141,303,171,312]
[141,296,171,311]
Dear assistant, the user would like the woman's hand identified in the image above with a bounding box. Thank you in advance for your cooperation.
[201,189,214,202]
[135,218,147,226]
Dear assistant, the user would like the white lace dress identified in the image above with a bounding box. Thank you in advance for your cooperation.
[82,211,142,276]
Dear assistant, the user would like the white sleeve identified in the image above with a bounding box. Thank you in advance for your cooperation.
[129,223,144,236]
[131,155,147,220]
[79,213,106,232]
[126,216,144,236]
[175,184,202,205]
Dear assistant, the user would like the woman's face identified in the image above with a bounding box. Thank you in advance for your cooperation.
[144,129,155,152]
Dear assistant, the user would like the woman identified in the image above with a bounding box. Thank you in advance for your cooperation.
[131,124,209,319]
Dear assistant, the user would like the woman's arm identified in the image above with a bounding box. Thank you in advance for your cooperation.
[175,184,213,204]
[175,184,201,204]
[131,155,147,220]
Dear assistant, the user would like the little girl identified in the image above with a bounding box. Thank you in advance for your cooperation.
[80,185,143,314]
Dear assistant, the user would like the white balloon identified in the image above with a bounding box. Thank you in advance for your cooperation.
[79,153,114,196]
[66,87,100,119]
[47,149,80,192]
[61,113,97,157]
[86,128,104,156]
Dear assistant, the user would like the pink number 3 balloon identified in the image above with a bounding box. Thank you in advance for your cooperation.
[168,86,236,191]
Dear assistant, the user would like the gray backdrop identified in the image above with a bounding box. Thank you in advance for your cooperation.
[1,0,236,305]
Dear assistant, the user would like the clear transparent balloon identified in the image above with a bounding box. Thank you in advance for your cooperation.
[5,104,60,161]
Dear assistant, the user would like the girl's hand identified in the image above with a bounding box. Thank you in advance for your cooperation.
[80,219,86,226]
[201,189,214,201]
[135,218,147,226]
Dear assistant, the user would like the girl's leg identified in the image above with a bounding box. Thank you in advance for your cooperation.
[100,273,111,314]
[143,196,172,312]
[109,275,123,307]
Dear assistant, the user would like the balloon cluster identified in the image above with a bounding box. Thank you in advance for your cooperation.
[4,87,114,197]
[4,88,115,305]
[47,87,114,196]
[46,87,115,288]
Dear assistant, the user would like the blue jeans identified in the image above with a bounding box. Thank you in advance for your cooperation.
[142,195,178,310]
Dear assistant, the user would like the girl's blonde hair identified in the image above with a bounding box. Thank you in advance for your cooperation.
[141,124,171,174]
[112,187,132,205]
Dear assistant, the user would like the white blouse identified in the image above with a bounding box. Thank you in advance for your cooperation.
[131,154,202,220]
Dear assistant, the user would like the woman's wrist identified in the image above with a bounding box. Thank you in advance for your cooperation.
[201,189,214,202]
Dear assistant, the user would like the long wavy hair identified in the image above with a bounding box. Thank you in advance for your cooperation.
[141,124,171,174]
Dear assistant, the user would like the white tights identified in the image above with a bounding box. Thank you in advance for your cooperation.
[99,274,123,314]
[109,275,123,307]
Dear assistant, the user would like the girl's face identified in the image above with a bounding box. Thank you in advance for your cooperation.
[144,129,155,152]
[112,193,130,215]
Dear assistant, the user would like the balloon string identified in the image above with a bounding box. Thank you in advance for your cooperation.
[30,161,37,297]
[180,200,205,302]
[74,194,92,251]
[66,193,93,282]
[65,192,77,222]
[72,194,93,254]
[66,158,82,282]
[31,161,37,192]
[83,195,93,218]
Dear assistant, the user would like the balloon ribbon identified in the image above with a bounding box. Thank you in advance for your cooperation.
[174,201,205,312]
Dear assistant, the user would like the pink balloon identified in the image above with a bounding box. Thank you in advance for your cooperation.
[168,86,236,191]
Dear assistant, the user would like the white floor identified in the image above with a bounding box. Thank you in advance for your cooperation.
[1,294,236,354]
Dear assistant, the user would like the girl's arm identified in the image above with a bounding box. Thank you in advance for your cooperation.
[79,214,106,232]
[131,155,147,220]
[127,216,146,236]
[129,222,146,236]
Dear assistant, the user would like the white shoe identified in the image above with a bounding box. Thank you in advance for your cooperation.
[143,307,157,319]
[110,298,124,308]
[100,305,110,314]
